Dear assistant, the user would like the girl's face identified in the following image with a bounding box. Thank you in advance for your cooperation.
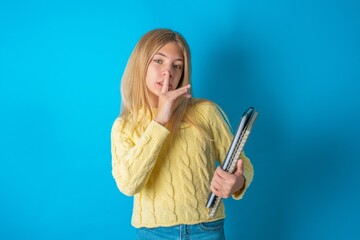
[145,42,184,107]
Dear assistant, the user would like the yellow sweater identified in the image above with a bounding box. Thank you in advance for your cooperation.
[111,100,254,228]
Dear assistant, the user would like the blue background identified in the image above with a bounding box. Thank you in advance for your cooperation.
[1,0,359,239]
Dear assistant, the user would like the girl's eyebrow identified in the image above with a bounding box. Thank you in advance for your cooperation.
[154,52,183,62]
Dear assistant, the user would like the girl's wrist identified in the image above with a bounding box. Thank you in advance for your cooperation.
[154,118,167,126]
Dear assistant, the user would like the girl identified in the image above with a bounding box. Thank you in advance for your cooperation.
[111,29,254,240]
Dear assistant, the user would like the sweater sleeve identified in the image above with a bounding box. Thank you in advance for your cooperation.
[111,118,170,196]
[208,103,254,200]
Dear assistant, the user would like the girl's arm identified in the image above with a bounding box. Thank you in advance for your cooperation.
[111,118,170,196]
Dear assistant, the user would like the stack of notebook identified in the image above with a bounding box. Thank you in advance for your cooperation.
[206,107,258,217]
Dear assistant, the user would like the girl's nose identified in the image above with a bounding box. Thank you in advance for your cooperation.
[162,70,172,78]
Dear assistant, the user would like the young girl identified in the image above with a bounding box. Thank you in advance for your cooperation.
[111,29,254,240]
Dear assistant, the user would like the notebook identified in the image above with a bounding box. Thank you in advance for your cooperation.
[206,106,258,217]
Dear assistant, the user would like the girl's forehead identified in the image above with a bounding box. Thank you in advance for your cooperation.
[155,42,184,59]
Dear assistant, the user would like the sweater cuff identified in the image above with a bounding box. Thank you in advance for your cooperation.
[143,120,170,142]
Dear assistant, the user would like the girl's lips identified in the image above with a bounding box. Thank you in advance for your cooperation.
[156,82,172,90]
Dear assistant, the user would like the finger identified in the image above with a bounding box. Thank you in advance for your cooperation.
[177,84,191,91]
[233,159,244,176]
[161,72,170,94]
[166,84,191,100]
[210,183,224,198]
[211,179,223,191]
[215,172,234,189]
[211,183,230,198]
[210,186,223,197]
[212,172,234,197]
[215,167,238,189]
[171,84,190,94]
[215,166,232,179]
[211,172,222,185]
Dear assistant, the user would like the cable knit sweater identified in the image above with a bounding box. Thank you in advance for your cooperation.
[111,100,254,228]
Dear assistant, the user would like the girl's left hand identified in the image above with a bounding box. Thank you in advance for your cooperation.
[210,159,245,198]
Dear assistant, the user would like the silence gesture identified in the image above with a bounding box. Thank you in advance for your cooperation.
[154,71,191,126]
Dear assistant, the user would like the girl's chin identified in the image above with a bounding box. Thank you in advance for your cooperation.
[147,90,160,102]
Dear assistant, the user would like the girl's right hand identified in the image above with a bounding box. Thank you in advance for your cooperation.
[154,72,191,126]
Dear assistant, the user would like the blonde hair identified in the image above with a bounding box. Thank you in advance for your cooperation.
[120,29,192,133]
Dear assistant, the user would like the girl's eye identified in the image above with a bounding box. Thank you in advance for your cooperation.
[153,59,162,64]
[174,64,183,70]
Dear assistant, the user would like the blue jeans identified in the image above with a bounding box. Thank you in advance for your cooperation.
[137,219,225,240]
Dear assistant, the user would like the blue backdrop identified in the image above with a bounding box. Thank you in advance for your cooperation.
[1,0,359,239]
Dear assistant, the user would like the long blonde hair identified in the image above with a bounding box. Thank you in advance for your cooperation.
[120,29,192,133]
